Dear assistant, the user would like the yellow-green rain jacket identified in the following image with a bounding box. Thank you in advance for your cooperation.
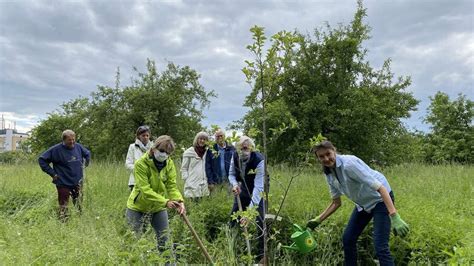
[127,152,183,213]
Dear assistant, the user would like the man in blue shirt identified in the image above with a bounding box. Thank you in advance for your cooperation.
[205,129,235,191]
[38,129,90,221]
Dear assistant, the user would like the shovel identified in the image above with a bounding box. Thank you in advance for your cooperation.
[236,194,252,257]
[181,213,214,264]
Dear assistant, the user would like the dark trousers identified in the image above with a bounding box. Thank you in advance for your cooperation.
[230,194,265,262]
[343,192,395,266]
[56,184,82,221]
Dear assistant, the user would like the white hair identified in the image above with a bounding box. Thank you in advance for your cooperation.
[237,136,255,150]
[193,131,209,146]
[214,128,225,137]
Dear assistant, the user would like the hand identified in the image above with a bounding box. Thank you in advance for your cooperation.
[306,216,322,230]
[240,217,249,227]
[232,185,241,195]
[52,174,60,181]
[390,213,409,237]
[176,202,186,215]
[166,200,179,209]
[166,200,186,215]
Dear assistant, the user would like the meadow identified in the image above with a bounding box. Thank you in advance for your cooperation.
[0,161,472,265]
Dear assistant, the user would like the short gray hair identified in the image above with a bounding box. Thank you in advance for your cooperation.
[193,131,209,146]
[214,128,225,137]
[237,136,255,150]
[62,129,75,140]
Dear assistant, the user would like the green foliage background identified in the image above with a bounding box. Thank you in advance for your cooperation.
[0,162,472,265]
[28,60,215,160]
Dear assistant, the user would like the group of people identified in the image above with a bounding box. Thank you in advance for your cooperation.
[38,127,409,265]
[123,126,266,262]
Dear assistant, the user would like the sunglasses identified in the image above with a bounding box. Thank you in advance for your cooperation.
[137,125,150,134]
[158,149,170,155]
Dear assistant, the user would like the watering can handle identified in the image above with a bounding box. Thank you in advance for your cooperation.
[293,223,304,232]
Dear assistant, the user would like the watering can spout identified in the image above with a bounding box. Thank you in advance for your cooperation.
[281,243,300,251]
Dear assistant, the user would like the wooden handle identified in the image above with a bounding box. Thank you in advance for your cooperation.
[181,213,213,264]
[236,195,252,257]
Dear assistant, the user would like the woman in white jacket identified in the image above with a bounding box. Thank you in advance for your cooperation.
[125,126,153,190]
[181,131,210,200]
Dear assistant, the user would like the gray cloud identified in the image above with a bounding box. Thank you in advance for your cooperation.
[1,0,472,133]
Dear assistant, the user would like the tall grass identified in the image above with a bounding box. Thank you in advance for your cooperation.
[0,161,472,265]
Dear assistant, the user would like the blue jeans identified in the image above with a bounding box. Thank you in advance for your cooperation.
[126,208,170,251]
[342,192,395,266]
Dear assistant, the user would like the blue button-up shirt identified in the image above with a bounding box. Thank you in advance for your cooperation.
[218,145,226,179]
[325,155,391,212]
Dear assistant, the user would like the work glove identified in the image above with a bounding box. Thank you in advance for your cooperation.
[306,216,322,230]
[390,213,409,237]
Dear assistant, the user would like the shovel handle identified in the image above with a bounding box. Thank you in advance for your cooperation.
[181,213,213,264]
[236,195,252,257]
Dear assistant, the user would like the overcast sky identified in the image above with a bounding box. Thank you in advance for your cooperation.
[1,0,472,134]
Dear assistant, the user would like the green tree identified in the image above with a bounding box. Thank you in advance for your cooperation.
[239,1,419,164]
[423,92,474,163]
[30,59,215,159]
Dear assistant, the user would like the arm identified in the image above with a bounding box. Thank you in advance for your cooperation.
[165,161,184,202]
[378,185,396,215]
[307,197,341,230]
[249,160,264,208]
[38,149,56,177]
[228,155,238,187]
[125,145,135,171]
[180,155,190,180]
[318,197,342,222]
[80,145,91,167]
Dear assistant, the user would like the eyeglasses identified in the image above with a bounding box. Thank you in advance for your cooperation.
[241,146,250,151]
[215,134,224,138]
[158,149,170,155]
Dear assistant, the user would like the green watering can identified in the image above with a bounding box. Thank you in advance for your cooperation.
[282,224,317,253]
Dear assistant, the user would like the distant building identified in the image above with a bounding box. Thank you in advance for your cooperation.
[0,116,30,152]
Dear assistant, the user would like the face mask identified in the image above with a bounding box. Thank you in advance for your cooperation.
[154,151,168,162]
[240,151,251,161]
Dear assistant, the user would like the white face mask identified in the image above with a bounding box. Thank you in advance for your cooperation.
[240,151,251,161]
[154,150,168,162]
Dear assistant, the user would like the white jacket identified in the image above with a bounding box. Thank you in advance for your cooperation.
[181,147,209,198]
[125,139,153,186]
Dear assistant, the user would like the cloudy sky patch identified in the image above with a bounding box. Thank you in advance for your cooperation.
[1,0,472,134]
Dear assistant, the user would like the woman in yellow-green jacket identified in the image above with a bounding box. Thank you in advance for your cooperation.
[126,135,185,254]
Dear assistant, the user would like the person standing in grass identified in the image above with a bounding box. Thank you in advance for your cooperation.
[228,136,265,264]
[125,125,153,191]
[38,129,91,221]
[307,140,409,266]
[126,135,185,255]
[181,131,210,201]
[205,129,236,193]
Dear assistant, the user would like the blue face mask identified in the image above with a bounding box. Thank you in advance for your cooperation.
[154,150,168,162]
